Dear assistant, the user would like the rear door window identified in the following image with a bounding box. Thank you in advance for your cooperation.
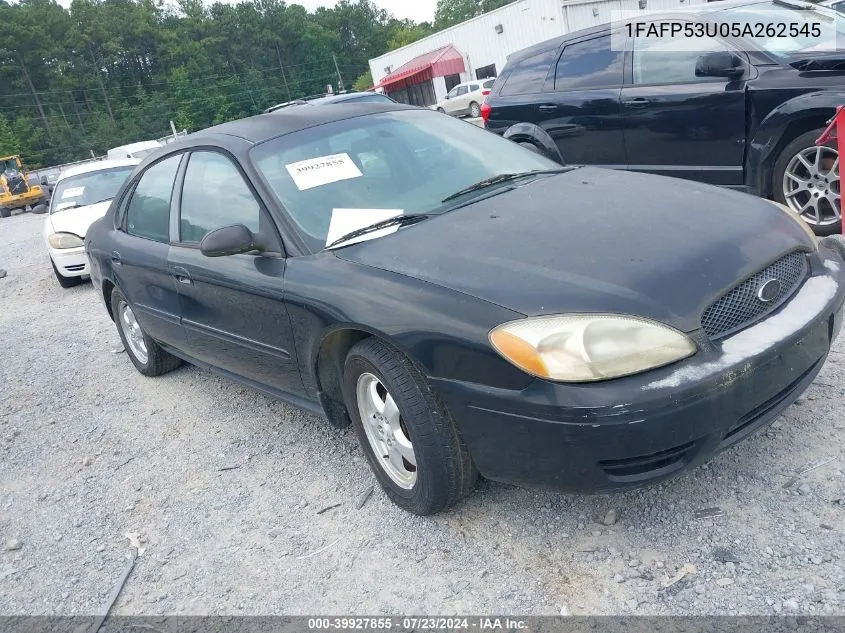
[554,35,624,90]
[500,48,557,96]
[125,155,181,243]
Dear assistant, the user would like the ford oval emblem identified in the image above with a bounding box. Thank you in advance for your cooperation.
[757,279,781,303]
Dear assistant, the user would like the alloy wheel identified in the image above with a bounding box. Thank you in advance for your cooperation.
[118,300,148,364]
[356,372,417,489]
[782,145,840,227]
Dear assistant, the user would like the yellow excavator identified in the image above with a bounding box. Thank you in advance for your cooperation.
[0,155,46,218]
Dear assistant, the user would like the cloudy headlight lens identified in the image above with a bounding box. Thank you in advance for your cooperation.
[770,201,817,245]
[48,232,84,249]
[489,314,696,382]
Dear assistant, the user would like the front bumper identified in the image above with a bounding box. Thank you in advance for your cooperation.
[432,249,845,494]
[50,246,89,278]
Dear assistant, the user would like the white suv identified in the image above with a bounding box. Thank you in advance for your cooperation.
[435,79,495,118]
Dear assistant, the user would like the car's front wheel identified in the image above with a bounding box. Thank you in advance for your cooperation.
[111,287,182,377]
[774,128,841,236]
[342,338,477,515]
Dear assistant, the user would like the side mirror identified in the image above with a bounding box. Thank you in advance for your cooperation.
[40,176,48,185]
[695,51,744,79]
[200,224,260,257]
[444,94,451,100]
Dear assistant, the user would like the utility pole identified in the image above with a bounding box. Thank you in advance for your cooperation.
[332,54,345,92]
[89,46,115,123]
[275,42,292,101]
[14,50,53,140]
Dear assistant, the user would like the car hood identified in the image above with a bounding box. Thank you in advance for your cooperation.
[47,201,112,238]
[337,168,814,333]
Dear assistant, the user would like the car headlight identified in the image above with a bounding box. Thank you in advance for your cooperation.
[48,232,84,249]
[770,200,817,245]
[489,314,696,383]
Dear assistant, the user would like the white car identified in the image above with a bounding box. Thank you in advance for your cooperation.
[44,158,139,288]
[435,79,495,119]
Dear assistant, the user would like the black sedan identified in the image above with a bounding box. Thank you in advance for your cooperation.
[85,103,845,515]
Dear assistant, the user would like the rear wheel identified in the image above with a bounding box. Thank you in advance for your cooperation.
[0,207,10,218]
[32,203,47,215]
[342,338,477,515]
[110,287,182,377]
[51,259,82,288]
[774,128,841,236]
[469,101,481,118]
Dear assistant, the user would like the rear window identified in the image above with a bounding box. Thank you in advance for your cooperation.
[554,35,624,90]
[500,48,557,96]
[483,79,496,89]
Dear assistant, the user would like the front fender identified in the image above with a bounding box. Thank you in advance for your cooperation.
[748,91,845,195]
[503,123,565,164]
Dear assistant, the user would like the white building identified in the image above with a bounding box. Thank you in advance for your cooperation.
[370,0,704,106]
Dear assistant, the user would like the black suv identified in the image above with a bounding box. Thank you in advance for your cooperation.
[484,0,845,235]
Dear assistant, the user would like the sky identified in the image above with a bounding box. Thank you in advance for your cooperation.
[290,0,436,22]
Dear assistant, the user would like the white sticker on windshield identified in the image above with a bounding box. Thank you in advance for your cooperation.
[61,186,85,199]
[326,209,404,247]
[286,153,363,191]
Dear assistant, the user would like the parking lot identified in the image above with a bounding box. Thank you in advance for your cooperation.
[2,210,845,616]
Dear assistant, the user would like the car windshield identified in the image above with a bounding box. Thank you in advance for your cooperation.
[716,1,845,57]
[251,109,560,251]
[51,166,135,213]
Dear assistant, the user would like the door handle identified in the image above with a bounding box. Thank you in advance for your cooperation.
[623,97,651,108]
[111,251,122,266]
[170,267,192,285]
[538,104,559,112]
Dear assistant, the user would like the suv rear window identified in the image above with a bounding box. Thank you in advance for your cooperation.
[500,48,557,96]
[554,35,624,90]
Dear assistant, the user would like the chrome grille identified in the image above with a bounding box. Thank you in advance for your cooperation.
[701,252,808,339]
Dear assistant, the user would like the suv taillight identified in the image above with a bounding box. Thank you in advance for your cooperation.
[481,101,491,127]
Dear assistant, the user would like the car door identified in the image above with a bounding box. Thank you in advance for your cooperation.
[451,85,469,115]
[111,153,185,347]
[167,149,305,397]
[536,33,627,167]
[466,83,482,111]
[620,23,748,186]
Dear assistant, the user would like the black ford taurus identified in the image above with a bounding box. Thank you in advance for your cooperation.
[85,103,845,515]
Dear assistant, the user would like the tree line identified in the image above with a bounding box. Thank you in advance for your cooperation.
[0,0,513,168]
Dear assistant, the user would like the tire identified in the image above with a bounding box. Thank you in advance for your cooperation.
[773,128,841,236]
[110,287,182,377]
[342,337,477,515]
[51,259,82,288]
[437,107,445,114]
[469,101,481,118]
[0,208,10,218]
[31,203,47,215]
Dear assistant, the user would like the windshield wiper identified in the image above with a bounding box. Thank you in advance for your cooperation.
[441,169,570,204]
[326,214,431,249]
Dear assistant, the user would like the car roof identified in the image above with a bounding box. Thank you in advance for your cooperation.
[507,0,774,63]
[58,158,141,181]
[181,102,419,146]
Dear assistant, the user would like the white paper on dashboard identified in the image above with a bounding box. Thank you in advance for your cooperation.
[61,186,85,199]
[285,153,363,191]
[326,209,405,247]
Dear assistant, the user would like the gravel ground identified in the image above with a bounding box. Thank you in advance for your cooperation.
[2,210,845,616]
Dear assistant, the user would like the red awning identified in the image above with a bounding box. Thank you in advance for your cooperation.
[377,45,466,89]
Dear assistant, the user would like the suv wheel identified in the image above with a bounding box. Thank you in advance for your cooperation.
[774,128,840,235]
